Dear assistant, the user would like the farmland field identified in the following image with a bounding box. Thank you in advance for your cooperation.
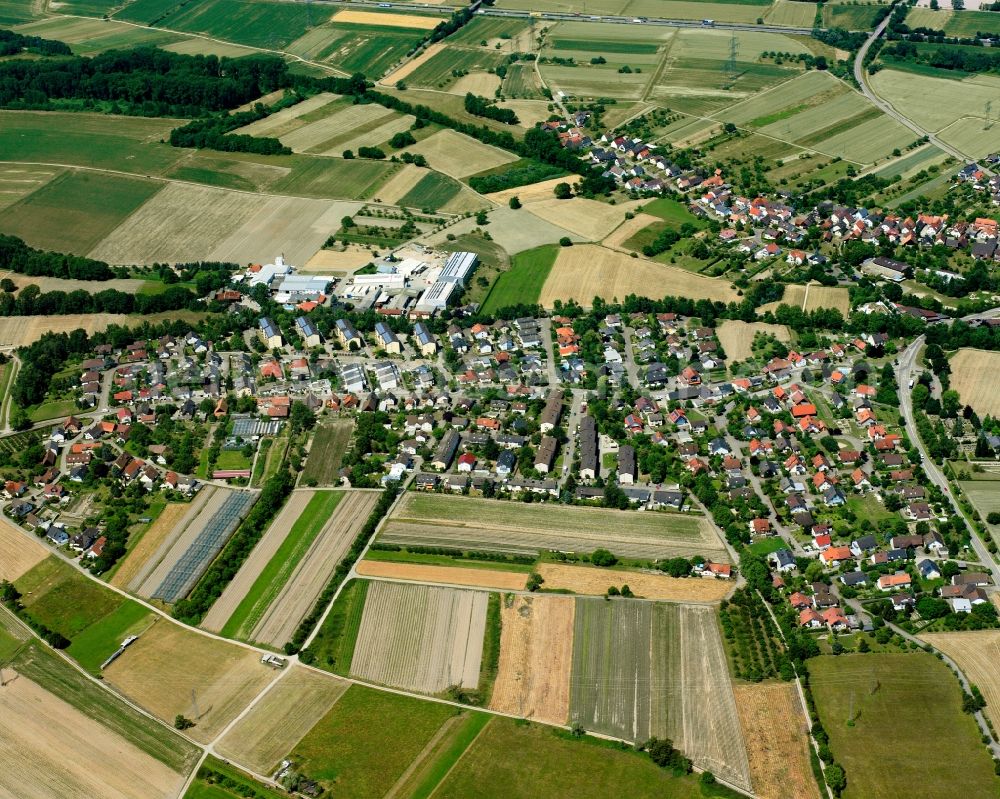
[536,563,733,601]
[356,558,529,590]
[539,244,740,308]
[382,492,728,561]
[248,490,378,648]
[405,46,508,90]
[808,653,999,798]
[204,490,343,637]
[12,16,187,54]
[301,419,354,485]
[66,601,153,675]
[762,282,851,315]
[526,196,643,240]
[921,630,1000,732]
[949,349,1000,417]
[102,616,274,743]
[398,170,464,211]
[734,682,820,799]
[0,518,47,582]
[718,320,792,362]
[571,599,750,790]
[490,593,574,725]
[402,129,519,178]
[481,244,559,313]
[350,581,488,693]
[215,666,350,775]
[110,502,191,589]
[0,164,63,211]
[289,684,460,798]
[234,93,344,139]
[822,2,883,29]
[0,170,162,255]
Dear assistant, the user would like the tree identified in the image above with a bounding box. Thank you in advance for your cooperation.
[591,548,617,567]
[553,182,573,200]
[508,196,521,209]
[174,715,194,730]
[559,237,573,247]
[475,210,489,225]
[825,763,847,795]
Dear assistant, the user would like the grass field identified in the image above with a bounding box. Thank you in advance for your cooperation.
[304,577,369,673]
[184,756,288,799]
[13,16,187,53]
[397,170,463,211]
[66,601,153,675]
[301,420,353,485]
[949,349,1000,417]
[406,47,508,90]
[808,653,999,799]
[822,3,883,29]
[481,244,558,313]
[905,6,1000,37]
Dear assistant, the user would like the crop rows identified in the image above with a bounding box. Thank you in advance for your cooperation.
[719,588,789,682]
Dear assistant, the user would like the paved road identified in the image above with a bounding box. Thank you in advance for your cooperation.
[895,337,1000,583]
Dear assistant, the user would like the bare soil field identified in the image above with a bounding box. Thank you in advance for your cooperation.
[356,559,528,590]
[303,246,376,272]
[215,666,350,775]
[540,245,740,308]
[332,9,441,28]
[350,581,488,693]
[525,197,645,240]
[234,93,340,138]
[449,72,502,96]
[379,42,446,85]
[490,593,574,725]
[0,164,62,211]
[110,503,190,589]
[402,129,518,178]
[102,617,273,743]
[603,211,660,250]
[250,490,379,647]
[948,349,1000,418]
[0,674,185,799]
[922,629,1000,730]
[734,682,820,799]
[717,320,791,362]
[0,519,47,582]
[484,175,580,204]
[200,489,315,633]
[536,563,732,602]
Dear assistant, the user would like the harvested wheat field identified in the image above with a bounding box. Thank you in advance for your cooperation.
[380,42,445,85]
[734,683,820,799]
[350,581,488,693]
[356,559,528,590]
[0,165,62,211]
[0,519,47,582]
[536,563,732,602]
[540,245,739,308]
[0,674,185,799]
[604,212,659,250]
[371,163,427,205]
[200,490,315,633]
[403,129,518,178]
[234,93,340,138]
[250,491,379,648]
[333,9,441,28]
[763,283,850,315]
[0,315,136,347]
[102,617,273,743]
[922,629,1000,730]
[303,246,376,272]
[449,72,502,96]
[499,99,552,129]
[490,593,574,725]
[525,197,644,240]
[216,666,349,775]
[949,349,1000,417]
[2,274,146,294]
[717,320,791,362]
[484,175,580,204]
[110,503,190,589]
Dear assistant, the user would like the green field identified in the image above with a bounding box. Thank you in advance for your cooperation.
[397,711,491,799]
[303,577,369,673]
[481,244,558,313]
[301,420,354,486]
[398,170,463,211]
[0,0,42,24]
[222,490,345,640]
[290,684,460,797]
[406,47,508,89]
[447,15,529,45]
[15,558,125,639]
[822,3,883,29]
[906,7,1000,37]
[0,170,162,255]
[66,601,152,675]
[215,450,252,471]
[185,756,288,799]
[10,637,200,772]
[808,653,999,799]
[640,197,708,227]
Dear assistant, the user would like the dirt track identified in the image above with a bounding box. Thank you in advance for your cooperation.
[200,490,314,633]
[537,563,732,602]
[0,674,184,799]
[356,559,528,590]
[250,491,378,647]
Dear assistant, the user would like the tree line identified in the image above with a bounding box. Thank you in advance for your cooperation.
[0,283,199,317]
[0,29,71,57]
[0,234,115,280]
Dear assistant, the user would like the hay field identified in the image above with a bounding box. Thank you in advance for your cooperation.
[525,197,645,239]
[402,129,518,178]
[734,683,820,799]
[234,93,341,138]
[332,9,440,28]
[536,563,732,601]
[0,164,62,210]
[539,245,739,308]
[356,559,528,590]
[717,320,791,362]
[499,99,552,128]
[922,630,1000,730]
[490,593,574,725]
[110,503,191,589]
[763,283,850,315]
[102,617,274,743]
[0,519,47,582]
[949,349,1000,417]
[450,72,502,95]
[484,175,580,204]
[0,674,185,799]
[604,212,660,250]
[215,666,350,774]
[350,581,488,693]
[382,493,728,561]
[250,491,379,647]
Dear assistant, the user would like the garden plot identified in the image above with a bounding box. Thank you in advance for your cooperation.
[234,92,341,138]
[350,581,488,693]
[949,349,1000,417]
[381,493,728,561]
[102,616,274,744]
[0,674,185,799]
[540,245,739,308]
[249,490,379,648]
[717,320,791,362]
[401,129,518,178]
[490,593,574,725]
[0,518,47,582]
[215,666,350,775]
